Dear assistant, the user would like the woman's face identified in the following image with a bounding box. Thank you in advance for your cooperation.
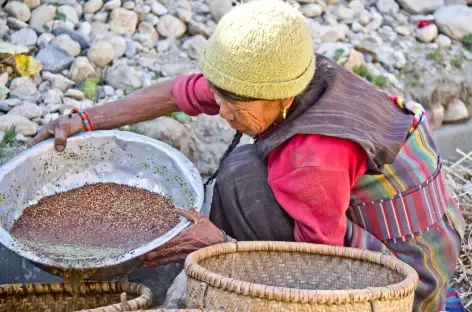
[210,88,295,136]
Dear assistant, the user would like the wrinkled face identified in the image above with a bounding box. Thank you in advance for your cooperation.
[210,87,295,136]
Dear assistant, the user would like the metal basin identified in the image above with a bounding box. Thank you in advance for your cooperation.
[0,130,203,280]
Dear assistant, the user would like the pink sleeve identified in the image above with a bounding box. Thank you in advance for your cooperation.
[171,73,220,116]
[267,134,368,246]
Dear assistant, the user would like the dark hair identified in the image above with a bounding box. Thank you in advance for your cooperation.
[203,84,259,196]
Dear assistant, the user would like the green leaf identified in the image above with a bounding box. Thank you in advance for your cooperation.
[55,12,67,22]
[0,85,9,96]
[48,2,60,6]
[151,73,160,81]
[171,112,188,123]
[83,77,98,101]
[43,24,51,33]
[463,34,472,52]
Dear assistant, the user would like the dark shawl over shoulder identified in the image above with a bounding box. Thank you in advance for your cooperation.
[256,54,414,173]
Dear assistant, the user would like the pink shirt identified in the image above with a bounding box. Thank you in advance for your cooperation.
[172,73,368,246]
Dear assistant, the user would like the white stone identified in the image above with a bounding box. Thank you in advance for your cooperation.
[435,5,472,41]
[57,5,79,25]
[393,50,406,68]
[93,12,109,23]
[29,4,56,27]
[43,88,63,104]
[5,1,31,22]
[302,4,323,17]
[366,12,383,31]
[42,71,75,92]
[144,13,159,25]
[0,114,37,135]
[333,6,354,20]
[65,89,85,100]
[84,0,103,13]
[11,28,37,46]
[104,0,121,10]
[183,35,208,60]
[138,21,159,41]
[51,34,81,57]
[10,77,36,91]
[344,49,365,71]
[0,73,8,87]
[358,10,371,26]
[45,19,75,31]
[395,25,411,36]
[309,21,346,42]
[9,87,41,103]
[435,34,452,49]
[76,22,91,37]
[122,1,134,9]
[427,104,444,129]
[151,1,168,15]
[351,22,365,33]
[105,64,141,91]
[444,99,469,123]
[37,32,55,48]
[208,0,232,22]
[108,36,126,59]
[157,14,187,38]
[376,0,399,14]
[416,24,438,43]
[110,8,138,35]
[24,0,40,9]
[397,0,444,14]
[8,102,42,119]
[68,57,97,83]
[317,42,350,62]
[87,41,114,68]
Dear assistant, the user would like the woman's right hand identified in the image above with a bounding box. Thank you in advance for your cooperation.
[27,114,85,152]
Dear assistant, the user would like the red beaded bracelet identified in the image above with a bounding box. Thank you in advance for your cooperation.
[68,108,94,131]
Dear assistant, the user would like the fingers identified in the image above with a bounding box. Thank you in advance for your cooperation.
[142,254,184,268]
[53,125,68,152]
[27,127,52,148]
[175,208,201,223]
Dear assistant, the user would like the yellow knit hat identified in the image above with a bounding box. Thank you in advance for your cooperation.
[198,0,315,100]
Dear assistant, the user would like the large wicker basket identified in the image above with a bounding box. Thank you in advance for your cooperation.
[184,241,419,312]
[0,281,152,312]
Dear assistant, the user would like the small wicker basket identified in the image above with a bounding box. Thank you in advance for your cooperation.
[184,241,419,312]
[0,281,152,312]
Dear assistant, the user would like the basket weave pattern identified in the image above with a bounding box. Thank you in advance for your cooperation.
[0,281,152,312]
[184,242,419,312]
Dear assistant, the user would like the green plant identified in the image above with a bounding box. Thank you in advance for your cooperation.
[463,33,472,52]
[353,65,388,88]
[0,126,17,158]
[426,49,445,66]
[450,53,464,69]
[83,77,99,101]
[151,73,160,81]
[333,49,345,63]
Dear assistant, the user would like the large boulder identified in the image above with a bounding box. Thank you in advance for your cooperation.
[435,5,472,41]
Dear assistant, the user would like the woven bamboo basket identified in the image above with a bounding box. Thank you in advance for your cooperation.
[184,241,419,312]
[0,281,152,312]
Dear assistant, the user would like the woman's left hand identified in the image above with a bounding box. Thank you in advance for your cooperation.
[140,208,226,268]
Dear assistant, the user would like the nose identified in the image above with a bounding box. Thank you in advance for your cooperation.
[219,102,235,121]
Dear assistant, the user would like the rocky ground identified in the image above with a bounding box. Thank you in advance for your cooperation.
[0,0,471,175]
[1,0,472,308]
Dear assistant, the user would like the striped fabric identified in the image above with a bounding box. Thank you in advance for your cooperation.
[343,95,465,312]
[348,97,447,242]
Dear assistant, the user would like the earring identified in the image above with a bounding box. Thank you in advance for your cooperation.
[282,108,287,120]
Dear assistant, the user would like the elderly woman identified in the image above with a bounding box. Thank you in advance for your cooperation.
[30,1,464,311]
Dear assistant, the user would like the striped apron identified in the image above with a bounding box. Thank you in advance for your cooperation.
[345,95,466,312]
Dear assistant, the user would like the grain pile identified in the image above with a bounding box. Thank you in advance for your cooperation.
[10,183,180,262]
[444,150,472,311]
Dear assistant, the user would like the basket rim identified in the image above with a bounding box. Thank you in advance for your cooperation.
[0,281,152,311]
[184,241,419,305]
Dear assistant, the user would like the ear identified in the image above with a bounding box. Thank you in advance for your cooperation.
[280,97,295,110]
